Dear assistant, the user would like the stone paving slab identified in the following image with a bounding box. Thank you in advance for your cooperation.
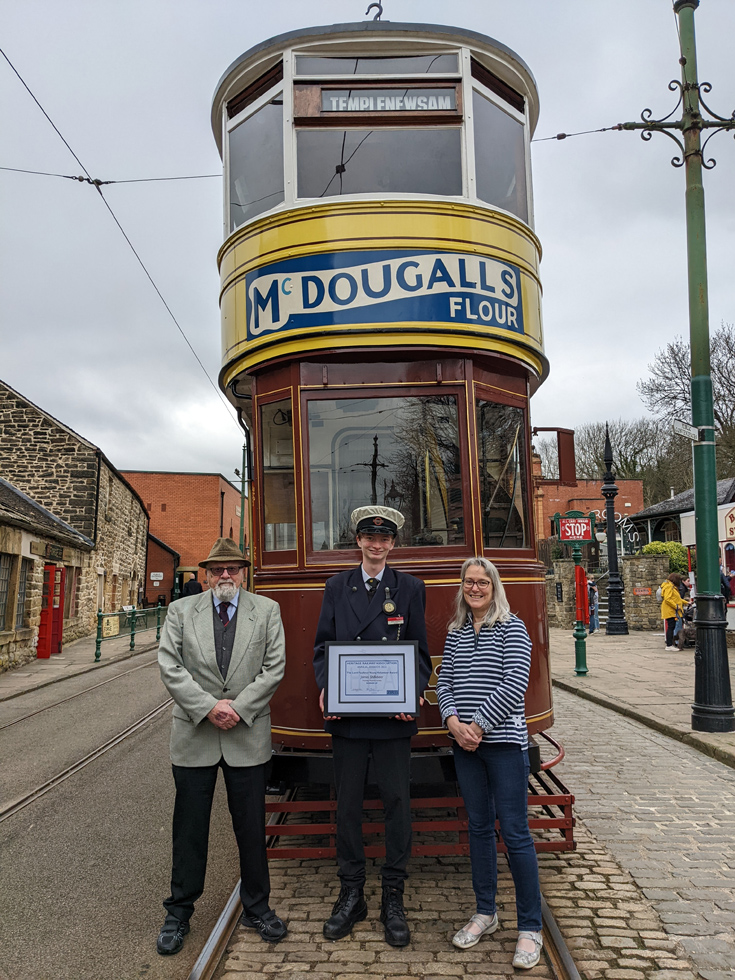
[548,628,735,770]
[551,686,735,979]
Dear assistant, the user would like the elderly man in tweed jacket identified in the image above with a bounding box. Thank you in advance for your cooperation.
[156,538,286,956]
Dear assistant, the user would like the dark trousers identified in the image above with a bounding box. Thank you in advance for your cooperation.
[332,735,412,891]
[163,759,270,923]
[665,617,676,646]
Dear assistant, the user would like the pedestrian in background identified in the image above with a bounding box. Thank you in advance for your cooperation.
[659,572,688,652]
[587,576,599,634]
[156,538,286,956]
[436,557,543,970]
[182,572,203,596]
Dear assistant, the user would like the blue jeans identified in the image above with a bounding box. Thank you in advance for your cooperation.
[589,606,599,631]
[453,742,542,932]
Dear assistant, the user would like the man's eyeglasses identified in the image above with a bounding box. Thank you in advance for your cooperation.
[208,565,245,577]
[463,578,492,591]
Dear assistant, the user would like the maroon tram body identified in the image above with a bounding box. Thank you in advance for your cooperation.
[212,19,574,851]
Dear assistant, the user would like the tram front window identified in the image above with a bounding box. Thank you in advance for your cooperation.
[308,396,464,551]
[476,400,530,549]
[229,95,284,230]
[297,128,461,199]
[261,399,296,551]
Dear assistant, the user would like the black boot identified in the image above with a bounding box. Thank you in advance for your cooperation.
[323,885,368,940]
[380,884,410,947]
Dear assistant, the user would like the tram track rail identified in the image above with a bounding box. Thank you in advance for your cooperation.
[0,656,159,731]
[0,698,172,824]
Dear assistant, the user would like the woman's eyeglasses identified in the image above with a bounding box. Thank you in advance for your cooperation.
[463,578,491,591]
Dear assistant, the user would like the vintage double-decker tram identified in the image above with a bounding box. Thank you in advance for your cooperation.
[212,15,573,852]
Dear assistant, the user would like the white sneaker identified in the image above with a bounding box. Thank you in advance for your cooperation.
[665,645,678,651]
[451,912,498,949]
[513,930,543,969]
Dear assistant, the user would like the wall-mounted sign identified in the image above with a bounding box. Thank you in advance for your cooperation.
[246,249,523,340]
[30,541,70,561]
[150,572,164,581]
[633,587,652,596]
[321,88,456,113]
[558,517,592,542]
[726,505,735,539]
[555,582,563,602]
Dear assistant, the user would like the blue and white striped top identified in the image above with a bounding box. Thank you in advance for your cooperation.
[436,614,532,746]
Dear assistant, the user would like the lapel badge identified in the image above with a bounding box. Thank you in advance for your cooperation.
[383,599,397,614]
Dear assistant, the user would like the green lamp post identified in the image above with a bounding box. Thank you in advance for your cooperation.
[617,0,734,732]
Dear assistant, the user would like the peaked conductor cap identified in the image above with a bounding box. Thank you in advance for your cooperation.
[351,506,405,537]
[199,536,251,568]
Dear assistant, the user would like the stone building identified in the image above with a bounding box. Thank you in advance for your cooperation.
[0,479,95,671]
[0,379,149,670]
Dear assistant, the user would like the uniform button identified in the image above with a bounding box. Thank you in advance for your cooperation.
[382,637,387,641]
[356,636,361,640]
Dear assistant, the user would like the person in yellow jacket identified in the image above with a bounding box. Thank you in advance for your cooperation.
[659,573,689,651]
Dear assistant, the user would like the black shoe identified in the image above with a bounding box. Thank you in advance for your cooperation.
[323,886,368,940]
[240,908,288,943]
[156,914,190,955]
[380,885,410,947]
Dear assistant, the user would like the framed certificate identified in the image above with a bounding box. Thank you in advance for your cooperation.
[324,641,420,717]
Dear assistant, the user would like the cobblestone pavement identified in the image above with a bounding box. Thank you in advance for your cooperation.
[552,688,735,980]
[220,821,700,980]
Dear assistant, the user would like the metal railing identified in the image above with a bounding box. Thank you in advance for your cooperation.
[94,604,168,662]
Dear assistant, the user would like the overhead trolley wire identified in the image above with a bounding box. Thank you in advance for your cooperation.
[0,165,221,183]
[0,45,240,434]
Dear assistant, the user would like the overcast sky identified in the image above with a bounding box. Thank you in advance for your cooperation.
[2,0,734,479]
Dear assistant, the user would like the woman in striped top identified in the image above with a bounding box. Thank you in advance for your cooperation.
[436,557,542,970]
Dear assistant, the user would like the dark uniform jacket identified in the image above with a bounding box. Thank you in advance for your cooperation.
[313,565,432,740]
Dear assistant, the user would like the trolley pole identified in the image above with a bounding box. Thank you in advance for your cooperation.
[617,0,734,733]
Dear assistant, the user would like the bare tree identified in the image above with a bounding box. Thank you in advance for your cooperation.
[534,436,559,480]
[535,418,693,509]
[637,320,735,477]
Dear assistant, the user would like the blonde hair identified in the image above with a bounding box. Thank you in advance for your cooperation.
[447,558,512,632]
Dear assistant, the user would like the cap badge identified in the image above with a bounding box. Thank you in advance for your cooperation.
[373,517,383,525]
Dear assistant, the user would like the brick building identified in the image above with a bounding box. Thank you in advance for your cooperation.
[0,379,149,671]
[119,471,245,600]
[531,452,644,541]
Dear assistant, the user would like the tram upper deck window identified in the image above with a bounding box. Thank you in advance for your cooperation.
[472,89,528,222]
[261,399,296,551]
[228,94,284,231]
[476,400,530,549]
[294,54,459,76]
[307,396,464,551]
[297,128,461,198]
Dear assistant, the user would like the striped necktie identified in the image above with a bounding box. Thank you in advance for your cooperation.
[217,601,231,627]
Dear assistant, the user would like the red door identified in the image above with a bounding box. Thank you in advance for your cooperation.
[50,566,65,654]
[37,564,55,658]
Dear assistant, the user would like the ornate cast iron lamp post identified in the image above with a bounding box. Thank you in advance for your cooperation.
[602,426,628,637]
[617,0,734,732]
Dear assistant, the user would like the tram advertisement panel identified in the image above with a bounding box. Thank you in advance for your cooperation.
[246,249,524,338]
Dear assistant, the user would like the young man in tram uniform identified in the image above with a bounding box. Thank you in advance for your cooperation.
[313,506,432,947]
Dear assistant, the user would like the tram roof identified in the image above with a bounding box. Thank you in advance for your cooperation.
[211,21,539,153]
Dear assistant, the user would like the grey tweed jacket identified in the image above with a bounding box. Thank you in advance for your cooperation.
[158,587,285,767]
